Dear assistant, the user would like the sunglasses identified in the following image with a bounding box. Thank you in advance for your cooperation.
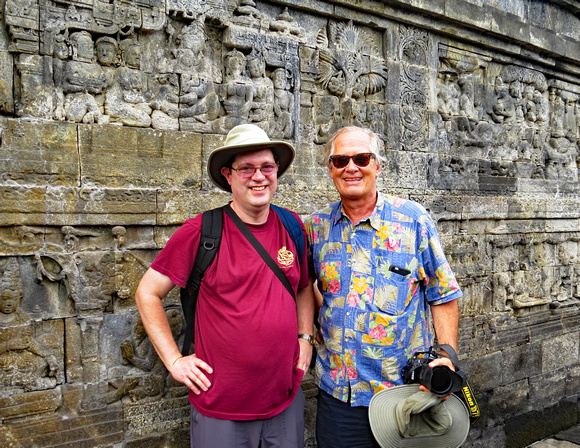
[329,153,375,169]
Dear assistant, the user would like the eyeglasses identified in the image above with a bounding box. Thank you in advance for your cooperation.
[329,153,375,169]
[230,163,279,178]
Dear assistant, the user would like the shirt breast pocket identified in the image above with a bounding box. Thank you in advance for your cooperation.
[372,265,413,315]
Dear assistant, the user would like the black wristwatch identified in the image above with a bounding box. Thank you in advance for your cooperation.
[298,333,315,345]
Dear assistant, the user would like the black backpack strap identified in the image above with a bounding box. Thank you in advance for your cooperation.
[224,204,296,301]
[180,206,224,356]
[271,204,304,265]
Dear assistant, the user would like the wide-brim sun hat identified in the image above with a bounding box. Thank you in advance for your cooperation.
[368,384,470,448]
[208,124,295,192]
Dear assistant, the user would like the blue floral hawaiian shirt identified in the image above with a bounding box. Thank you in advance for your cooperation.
[305,193,462,406]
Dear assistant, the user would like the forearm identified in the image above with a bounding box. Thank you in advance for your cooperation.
[135,268,181,370]
[296,279,315,335]
[430,299,459,353]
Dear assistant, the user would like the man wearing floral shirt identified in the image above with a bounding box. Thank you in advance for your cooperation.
[305,126,462,448]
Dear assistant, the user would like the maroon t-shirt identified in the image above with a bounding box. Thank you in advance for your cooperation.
[151,206,309,420]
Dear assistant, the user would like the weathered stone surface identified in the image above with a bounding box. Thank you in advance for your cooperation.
[0,0,579,447]
[79,125,202,188]
[0,120,79,186]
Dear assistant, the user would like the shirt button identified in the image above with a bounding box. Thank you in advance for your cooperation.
[346,312,351,315]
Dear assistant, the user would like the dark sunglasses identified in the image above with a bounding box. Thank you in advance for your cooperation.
[329,153,375,169]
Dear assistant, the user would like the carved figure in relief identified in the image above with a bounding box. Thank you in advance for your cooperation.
[96,36,119,67]
[171,19,206,74]
[313,95,339,144]
[180,74,220,124]
[489,77,516,123]
[458,76,477,119]
[545,136,578,180]
[271,68,294,139]
[55,31,109,124]
[150,74,180,130]
[35,251,115,312]
[247,49,274,129]
[492,272,513,311]
[522,84,537,123]
[316,21,388,100]
[437,81,451,120]
[366,101,386,135]
[219,49,253,127]
[52,34,70,121]
[106,39,152,127]
[119,315,165,401]
[0,259,59,392]
[535,90,550,128]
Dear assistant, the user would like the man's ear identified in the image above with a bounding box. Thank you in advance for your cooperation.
[221,166,233,186]
[328,161,335,179]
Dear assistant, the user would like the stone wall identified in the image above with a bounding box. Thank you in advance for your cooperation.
[1,1,579,447]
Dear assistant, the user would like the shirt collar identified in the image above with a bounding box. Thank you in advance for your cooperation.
[332,193,385,231]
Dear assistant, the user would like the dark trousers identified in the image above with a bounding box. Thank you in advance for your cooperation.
[190,388,305,448]
[316,389,380,448]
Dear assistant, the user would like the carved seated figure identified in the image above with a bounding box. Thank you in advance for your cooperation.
[0,260,58,392]
[105,39,152,127]
[180,74,220,124]
[57,32,109,124]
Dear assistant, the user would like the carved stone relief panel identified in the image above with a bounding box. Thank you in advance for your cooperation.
[4,0,305,138]
[0,258,63,395]
[434,45,580,193]
[399,25,428,152]
[312,20,388,143]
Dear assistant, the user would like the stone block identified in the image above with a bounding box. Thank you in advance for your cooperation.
[542,334,580,373]
[501,342,542,385]
[0,30,13,115]
[461,351,504,391]
[444,1,492,33]
[462,196,509,220]
[156,189,230,226]
[79,125,202,188]
[0,389,61,420]
[566,365,580,397]
[0,186,47,226]
[201,133,226,191]
[0,119,79,186]
[464,423,506,448]
[124,396,190,438]
[529,369,567,408]
[490,10,530,43]
[506,399,580,448]
[489,379,530,420]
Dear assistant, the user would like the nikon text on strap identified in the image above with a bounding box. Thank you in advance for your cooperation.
[433,344,481,424]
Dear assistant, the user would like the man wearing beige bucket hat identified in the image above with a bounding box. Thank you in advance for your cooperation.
[136,124,315,447]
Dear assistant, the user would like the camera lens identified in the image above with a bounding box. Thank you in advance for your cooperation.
[430,366,453,395]
[419,365,455,397]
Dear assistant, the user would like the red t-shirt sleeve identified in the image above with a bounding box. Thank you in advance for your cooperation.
[150,216,202,288]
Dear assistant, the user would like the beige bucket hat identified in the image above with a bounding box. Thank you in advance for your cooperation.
[208,124,295,192]
[368,384,470,448]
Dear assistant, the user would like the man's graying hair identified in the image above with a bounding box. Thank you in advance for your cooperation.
[323,126,386,166]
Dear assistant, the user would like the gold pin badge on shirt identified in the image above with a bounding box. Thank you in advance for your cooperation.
[277,246,294,267]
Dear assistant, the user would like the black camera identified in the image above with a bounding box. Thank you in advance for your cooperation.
[401,345,465,397]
